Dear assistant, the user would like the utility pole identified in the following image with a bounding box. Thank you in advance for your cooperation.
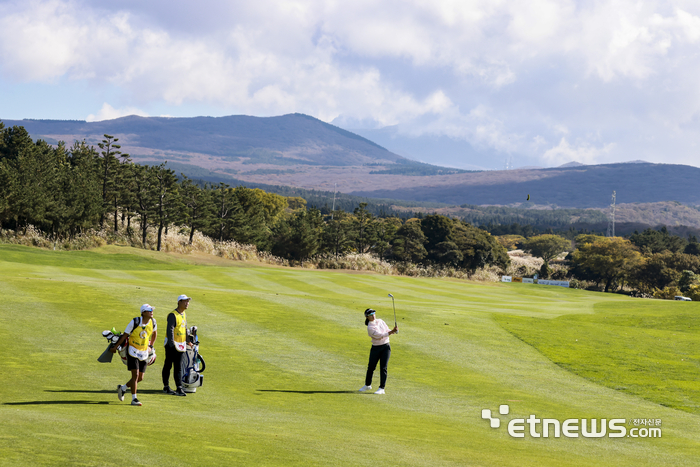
[331,183,337,220]
[607,191,616,237]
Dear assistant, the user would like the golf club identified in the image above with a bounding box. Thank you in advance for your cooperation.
[388,293,398,334]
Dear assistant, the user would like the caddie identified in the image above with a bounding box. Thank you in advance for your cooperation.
[112,304,158,406]
[162,294,191,397]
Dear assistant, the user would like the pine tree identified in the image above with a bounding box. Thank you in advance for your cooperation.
[179,176,213,244]
[97,134,129,230]
[151,164,179,251]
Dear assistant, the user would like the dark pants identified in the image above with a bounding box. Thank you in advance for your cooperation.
[365,343,391,389]
[127,354,147,372]
[162,345,184,389]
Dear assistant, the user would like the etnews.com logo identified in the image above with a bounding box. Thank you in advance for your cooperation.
[482,405,662,439]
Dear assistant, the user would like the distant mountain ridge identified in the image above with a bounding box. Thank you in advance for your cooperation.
[350,162,700,208]
[2,114,699,210]
[2,113,406,166]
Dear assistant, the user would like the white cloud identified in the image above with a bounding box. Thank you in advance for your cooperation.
[542,137,616,166]
[86,103,148,122]
[2,0,700,167]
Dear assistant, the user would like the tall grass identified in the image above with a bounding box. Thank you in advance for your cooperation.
[0,222,506,281]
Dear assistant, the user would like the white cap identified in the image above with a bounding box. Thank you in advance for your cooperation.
[140,304,154,313]
[177,294,191,302]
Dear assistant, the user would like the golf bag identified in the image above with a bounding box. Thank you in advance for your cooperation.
[180,326,206,393]
[98,322,156,366]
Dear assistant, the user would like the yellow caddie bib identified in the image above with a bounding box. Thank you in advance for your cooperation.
[173,310,187,352]
[129,317,154,361]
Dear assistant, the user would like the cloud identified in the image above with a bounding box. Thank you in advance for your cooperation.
[2,0,700,167]
[86,103,148,122]
[542,137,616,166]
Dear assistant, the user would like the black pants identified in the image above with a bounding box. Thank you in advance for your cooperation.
[162,345,184,388]
[365,343,391,389]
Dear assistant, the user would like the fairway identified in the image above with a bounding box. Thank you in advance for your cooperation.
[1,244,699,466]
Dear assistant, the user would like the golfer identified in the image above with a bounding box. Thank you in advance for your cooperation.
[359,308,397,395]
[112,304,158,406]
[162,294,191,397]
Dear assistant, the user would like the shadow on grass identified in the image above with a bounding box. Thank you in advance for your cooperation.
[257,389,357,394]
[4,400,110,405]
[46,389,165,394]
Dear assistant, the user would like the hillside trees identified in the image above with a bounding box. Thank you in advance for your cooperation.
[452,221,509,273]
[521,234,571,264]
[97,134,130,230]
[352,202,375,253]
[372,217,402,260]
[392,220,428,263]
[179,176,212,244]
[571,236,643,292]
[629,227,687,254]
[323,209,354,259]
[230,186,269,249]
[133,164,156,246]
[152,164,180,251]
[271,208,323,261]
[0,121,529,277]
[63,141,103,237]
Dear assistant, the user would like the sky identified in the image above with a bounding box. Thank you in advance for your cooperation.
[1,0,700,170]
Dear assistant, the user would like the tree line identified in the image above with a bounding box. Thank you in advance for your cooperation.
[0,123,509,273]
[517,228,700,298]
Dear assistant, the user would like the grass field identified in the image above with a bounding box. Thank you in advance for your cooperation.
[1,244,699,466]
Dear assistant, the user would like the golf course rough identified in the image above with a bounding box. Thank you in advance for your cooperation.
[1,244,699,466]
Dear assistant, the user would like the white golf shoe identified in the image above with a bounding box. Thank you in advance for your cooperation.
[359,385,372,392]
[374,388,385,395]
[117,384,125,401]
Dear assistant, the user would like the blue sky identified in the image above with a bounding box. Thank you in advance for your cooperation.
[2,0,700,169]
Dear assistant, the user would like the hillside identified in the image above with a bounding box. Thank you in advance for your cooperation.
[2,113,407,166]
[398,201,700,230]
[351,163,700,208]
[3,115,700,209]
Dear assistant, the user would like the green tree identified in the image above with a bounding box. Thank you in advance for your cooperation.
[521,234,570,263]
[63,141,102,237]
[678,270,698,293]
[631,252,682,293]
[684,236,700,256]
[352,203,375,253]
[152,164,179,251]
[97,134,128,229]
[133,165,155,247]
[391,219,427,263]
[629,227,687,254]
[371,217,402,261]
[0,128,65,233]
[230,186,269,249]
[322,210,354,259]
[179,176,212,244]
[209,183,236,242]
[271,208,323,261]
[571,236,643,292]
[451,221,509,273]
[251,188,288,228]
[421,214,453,262]
[433,240,464,267]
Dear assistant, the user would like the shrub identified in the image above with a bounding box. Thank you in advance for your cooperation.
[0,224,506,283]
[653,286,682,300]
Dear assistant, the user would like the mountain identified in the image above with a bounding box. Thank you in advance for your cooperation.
[349,163,700,208]
[1,113,407,167]
[3,114,699,209]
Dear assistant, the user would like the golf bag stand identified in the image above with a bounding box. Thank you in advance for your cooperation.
[180,326,206,393]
